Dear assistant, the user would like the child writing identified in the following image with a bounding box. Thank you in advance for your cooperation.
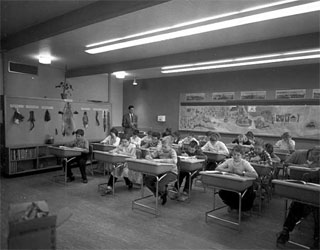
[215,145,258,212]
[201,132,229,170]
[100,127,120,146]
[245,138,272,166]
[102,135,136,195]
[274,132,295,151]
[130,129,142,148]
[145,142,178,205]
[64,129,89,183]
[176,140,207,199]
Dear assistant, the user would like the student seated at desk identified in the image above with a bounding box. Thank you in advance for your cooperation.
[201,132,229,170]
[198,131,213,147]
[162,130,181,145]
[103,136,136,195]
[145,142,178,205]
[140,130,153,147]
[175,140,207,199]
[232,134,252,146]
[64,129,89,183]
[246,131,255,145]
[275,132,295,151]
[100,127,120,146]
[178,133,199,147]
[265,143,281,163]
[276,170,320,249]
[216,145,258,212]
[284,146,320,175]
[130,129,141,148]
[245,138,272,166]
[141,131,162,151]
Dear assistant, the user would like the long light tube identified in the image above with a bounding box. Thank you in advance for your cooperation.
[85,1,320,54]
[86,0,298,48]
[161,54,320,74]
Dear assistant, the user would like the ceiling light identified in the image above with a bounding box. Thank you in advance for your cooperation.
[85,1,319,54]
[162,48,320,70]
[132,78,138,86]
[86,0,298,48]
[38,55,52,64]
[161,54,320,74]
[112,71,128,79]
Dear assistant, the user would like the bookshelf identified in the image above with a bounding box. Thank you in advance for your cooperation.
[4,145,59,175]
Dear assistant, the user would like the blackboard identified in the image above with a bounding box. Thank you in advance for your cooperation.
[4,96,111,147]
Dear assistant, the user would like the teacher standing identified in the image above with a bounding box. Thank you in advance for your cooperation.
[122,105,138,136]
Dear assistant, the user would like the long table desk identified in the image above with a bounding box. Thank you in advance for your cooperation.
[178,157,205,200]
[94,151,132,195]
[48,146,84,184]
[200,171,256,230]
[272,179,320,249]
[127,158,176,216]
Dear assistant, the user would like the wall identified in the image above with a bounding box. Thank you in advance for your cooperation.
[109,76,123,127]
[123,63,320,148]
[2,56,124,141]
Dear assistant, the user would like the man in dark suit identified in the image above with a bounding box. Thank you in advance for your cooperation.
[122,105,138,136]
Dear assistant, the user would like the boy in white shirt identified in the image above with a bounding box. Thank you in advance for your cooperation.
[216,145,258,212]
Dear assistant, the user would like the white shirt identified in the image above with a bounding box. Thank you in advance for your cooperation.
[100,135,120,146]
[216,158,258,178]
[130,136,141,147]
[275,139,295,151]
[201,140,229,156]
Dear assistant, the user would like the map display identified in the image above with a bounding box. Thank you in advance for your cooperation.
[179,105,320,138]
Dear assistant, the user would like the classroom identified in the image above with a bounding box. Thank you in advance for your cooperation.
[0,1,319,249]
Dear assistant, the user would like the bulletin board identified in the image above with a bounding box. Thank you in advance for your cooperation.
[179,104,320,139]
[4,96,111,147]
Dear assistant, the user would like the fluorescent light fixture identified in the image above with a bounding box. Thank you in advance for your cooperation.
[112,71,128,79]
[85,1,319,54]
[86,0,298,48]
[161,54,320,74]
[162,48,320,70]
[38,55,52,64]
[132,78,138,86]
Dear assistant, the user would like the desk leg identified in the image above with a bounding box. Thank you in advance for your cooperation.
[238,192,242,231]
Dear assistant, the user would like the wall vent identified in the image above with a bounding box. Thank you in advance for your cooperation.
[8,61,38,75]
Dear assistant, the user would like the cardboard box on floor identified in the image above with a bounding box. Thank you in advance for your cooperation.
[8,200,72,250]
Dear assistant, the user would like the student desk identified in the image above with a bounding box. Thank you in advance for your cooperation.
[250,162,274,213]
[178,156,205,200]
[48,146,84,184]
[272,179,320,249]
[91,143,116,175]
[203,151,228,162]
[139,147,157,159]
[93,151,132,195]
[91,143,116,152]
[226,143,252,153]
[127,159,175,216]
[274,148,291,162]
[200,171,256,230]
[288,166,316,180]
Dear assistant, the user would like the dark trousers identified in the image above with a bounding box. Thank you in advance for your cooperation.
[107,175,132,187]
[145,172,177,196]
[64,154,88,180]
[205,160,217,170]
[175,171,198,193]
[219,186,256,212]
[284,201,319,240]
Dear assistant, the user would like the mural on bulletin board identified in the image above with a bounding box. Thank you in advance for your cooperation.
[179,105,320,138]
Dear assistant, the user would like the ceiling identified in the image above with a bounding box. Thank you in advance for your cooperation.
[1,0,319,80]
